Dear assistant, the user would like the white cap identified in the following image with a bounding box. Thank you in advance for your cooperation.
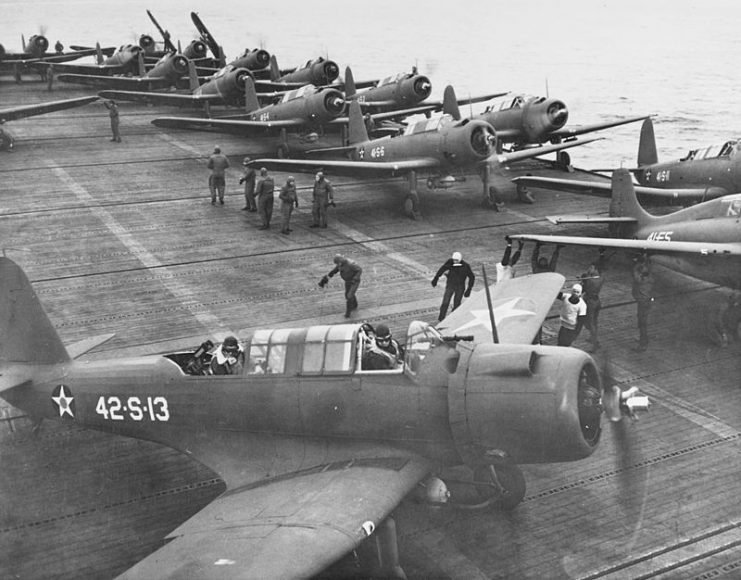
[452,252,462,261]
[572,283,583,293]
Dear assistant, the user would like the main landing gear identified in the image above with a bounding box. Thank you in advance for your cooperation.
[403,170,421,220]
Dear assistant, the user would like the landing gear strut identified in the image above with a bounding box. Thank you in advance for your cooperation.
[403,170,420,219]
[473,458,526,511]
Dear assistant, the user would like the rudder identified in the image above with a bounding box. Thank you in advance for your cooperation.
[609,168,652,229]
[0,258,69,365]
[637,117,658,167]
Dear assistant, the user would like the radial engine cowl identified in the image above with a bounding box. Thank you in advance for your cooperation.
[523,97,568,142]
[323,89,345,115]
[448,342,603,466]
[171,55,189,75]
[322,60,340,83]
[28,35,49,54]
[184,40,208,60]
[138,35,156,51]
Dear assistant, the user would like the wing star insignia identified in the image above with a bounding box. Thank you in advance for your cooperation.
[51,384,75,418]
[450,297,536,334]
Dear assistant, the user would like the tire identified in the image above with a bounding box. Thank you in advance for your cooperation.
[474,464,526,511]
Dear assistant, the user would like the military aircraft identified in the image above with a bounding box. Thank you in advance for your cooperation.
[509,169,741,290]
[0,95,99,150]
[143,9,209,62]
[0,35,111,81]
[268,54,340,86]
[0,256,647,578]
[56,50,191,91]
[512,117,738,205]
[31,43,143,78]
[343,66,507,114]
[190,11,270,74]
[245,89,601,217]
[474,93,649,155]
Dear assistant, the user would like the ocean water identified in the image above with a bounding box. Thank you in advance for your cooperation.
[3,0,741,168]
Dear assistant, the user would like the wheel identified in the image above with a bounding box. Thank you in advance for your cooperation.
[403,194,418,219]
[557,151,571,170]
[473,463,526,511]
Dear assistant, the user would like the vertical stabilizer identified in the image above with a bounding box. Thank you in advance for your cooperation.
[347,100,369,145]
[442,85,461,120]
[244,77,260,113]
[609,168,653,228]
[0,258,69,365]
[269,54,280,82]
[344,66,357,98]
[187,60,199,92]
[217,45,226,68]
[637,117,658,167]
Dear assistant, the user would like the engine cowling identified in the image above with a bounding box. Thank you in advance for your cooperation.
[448,342,602,466]
[183,40,207,60]
[522,97,568,143]
[138,34,156,53]
[27,35,49,56]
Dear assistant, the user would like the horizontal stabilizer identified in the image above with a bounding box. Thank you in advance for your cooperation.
[66,333,115,359]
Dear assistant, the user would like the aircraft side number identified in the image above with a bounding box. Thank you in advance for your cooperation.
[370,146,385,158]
[95,396,170,422]
[655,170,670,182]
[647,231,673,241]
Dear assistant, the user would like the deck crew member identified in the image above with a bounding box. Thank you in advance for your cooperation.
[311,171,334,228]
[431,251,475,322]
[319,254,362,318]
[104,100,121,143]
[279,176,299,235]
[239,157,257,212]
[557,283,587,347]
[207,146,230,205]
[255,167,275,229]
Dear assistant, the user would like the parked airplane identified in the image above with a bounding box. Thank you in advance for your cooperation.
[190,11,270,74]
[144,9,208,62]
[0,95,99,150]
[0,35,110,80]
[512,117,736,204]
[509,169,741,290]
[57,50,191,91]
[343,66,506,114]
[0,257,646,578]
[32,43,142,78]
[246,89,600,217]
[475,94,649,154]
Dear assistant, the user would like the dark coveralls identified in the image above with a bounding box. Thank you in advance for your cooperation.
[327,258,362,317]
[432,259,475,321]
[279,181,298,234]
[531,243,561,273]
[240,167,257,211]
[105,101,121,142]
[312,178,334,228]
[581,270,604,348]
[255,175,275,228]
[632,260,654,350]
[207,153,230,203]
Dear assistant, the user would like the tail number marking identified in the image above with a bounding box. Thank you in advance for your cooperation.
[647,231,673,241]
[95,396,170,421]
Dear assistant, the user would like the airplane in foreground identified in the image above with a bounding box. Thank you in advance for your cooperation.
[246,89,601,217]
[0,257,647,578]
[475,94,649,155]
[0,95,99,150]
[509,169,741,290]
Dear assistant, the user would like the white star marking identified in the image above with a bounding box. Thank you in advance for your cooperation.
[52,385,74,418]
[450,297,535,334]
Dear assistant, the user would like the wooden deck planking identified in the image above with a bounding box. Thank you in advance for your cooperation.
[1,79,740,579]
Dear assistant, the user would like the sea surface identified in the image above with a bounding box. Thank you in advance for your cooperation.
[3,0,741,169]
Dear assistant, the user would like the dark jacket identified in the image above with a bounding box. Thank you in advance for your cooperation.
[432,259,475,291]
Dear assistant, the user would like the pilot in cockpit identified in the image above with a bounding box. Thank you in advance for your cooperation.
[210,336,245,375]
[362,323,403,370]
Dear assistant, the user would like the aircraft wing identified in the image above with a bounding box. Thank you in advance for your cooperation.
[496,137,602,164]
[436,272,565,344]
[118,455,431,579]
[509,234,741,256]
[98,89,224,107]
[550,114,651,140]
[544,215,637,225]
[512,175,728,201]
[246,157,441,177]
[152,116,330,134]
[0,96,98,123]
[57,74,176,91]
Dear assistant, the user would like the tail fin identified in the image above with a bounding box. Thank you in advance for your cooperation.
[0,258,69,366]
[95,42,103,65]
[187,60,199,92]
[609,168,652,228]
[243,77,260,113]
[137,50,146,77]
[637,117,658,167]
[347,100,369,144]
[443,85,461,120]
[269,54,280,82]
[21,34,27,52]
[344,66,356,97]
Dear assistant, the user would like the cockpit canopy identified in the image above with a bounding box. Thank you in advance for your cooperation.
[280,84,317,103]
[378,72,412,86]
[403,114,453,136]
[683,139,739,161]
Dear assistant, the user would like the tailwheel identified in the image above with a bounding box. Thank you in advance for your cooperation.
[473,463,526,511]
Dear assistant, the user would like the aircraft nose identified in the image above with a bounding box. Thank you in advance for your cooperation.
[255,49,270,68]
[471,124,497,156]
[139,35,155,51]
[323,61,340,82]
[189,40,208,59]
[172,55,189,74]
[32,35,49,53]
[235,68,253,89]
[324,91,345,115]
[413,76,432,98]
[547,101,568,125]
